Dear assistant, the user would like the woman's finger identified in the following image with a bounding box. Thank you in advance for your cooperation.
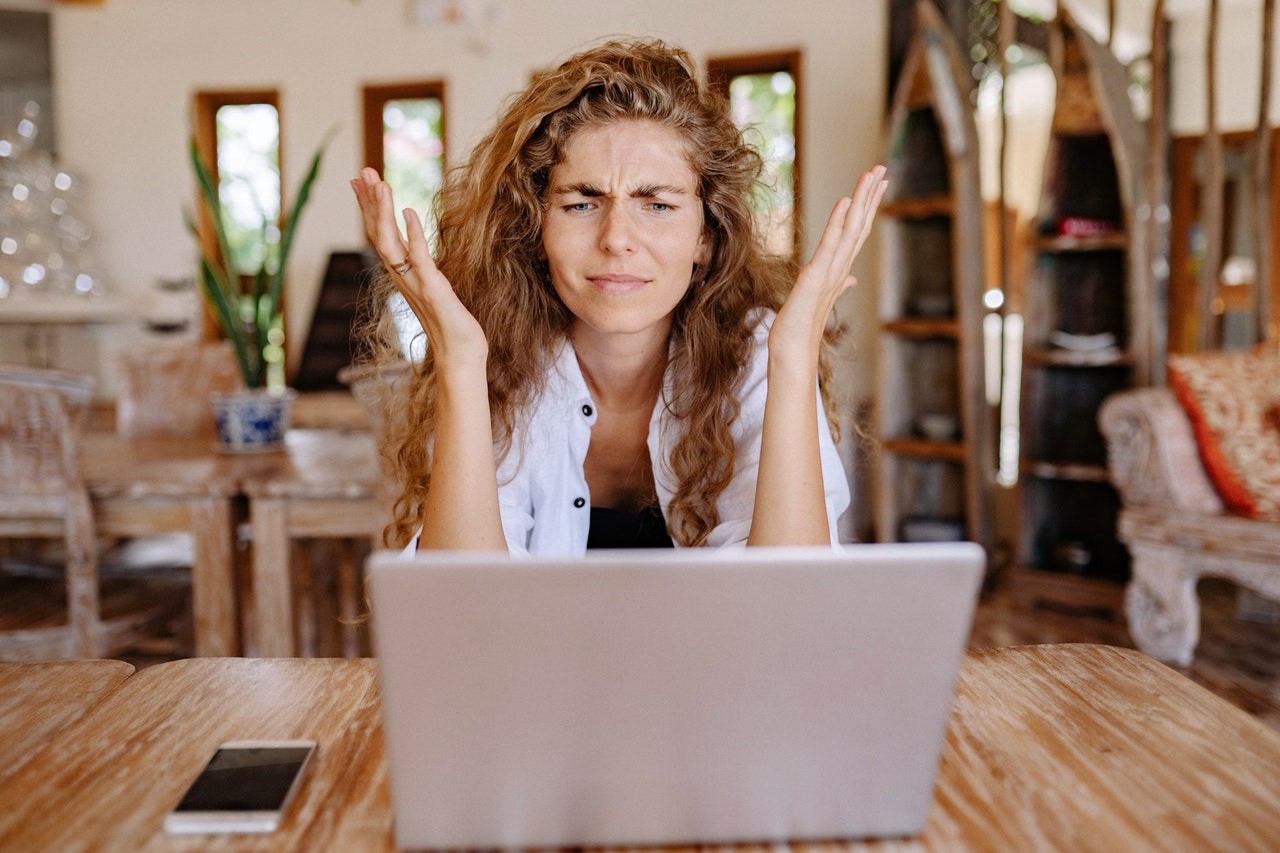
[807,196,853,272]
[351,168,411,271]
[846,173,888,261]
[830,167,887,273]
[399,207,444,282]
[804,165,887,283]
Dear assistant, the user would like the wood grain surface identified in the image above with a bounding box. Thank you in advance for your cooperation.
[80,429,379,657]
[1,646,1278,851]
[0,660,133,784]
[0,658,390,852]
[927,644,1280,850]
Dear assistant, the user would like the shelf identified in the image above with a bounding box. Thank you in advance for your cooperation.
[882,437,967,462]
[875,0,991,552]
[1022,347,1133,368]
[0,296,143,324]
[1012,7,1151,589]
[1033,233,1128,252]
[880,318,959,338]
[1020,460,1112,483]
[881,196,953,219]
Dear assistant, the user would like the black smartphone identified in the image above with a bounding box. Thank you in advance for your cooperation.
[163,739,316,834]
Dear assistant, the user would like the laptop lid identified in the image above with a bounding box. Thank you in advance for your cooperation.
[367,543,984,849]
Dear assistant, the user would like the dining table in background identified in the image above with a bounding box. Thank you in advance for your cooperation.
[1,644,1277,851]
[82,432,248,656]
[242,428,381,657]
[81,427,380,659]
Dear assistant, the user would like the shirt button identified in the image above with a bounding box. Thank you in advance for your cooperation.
[581,404,593,417]
[573,497,586,508]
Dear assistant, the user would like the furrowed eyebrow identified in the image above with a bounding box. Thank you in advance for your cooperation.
[550,182,606,198]
[548,182,690,199]
[630,183,689,199]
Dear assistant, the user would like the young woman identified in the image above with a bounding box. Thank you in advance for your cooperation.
[352,38,886,554]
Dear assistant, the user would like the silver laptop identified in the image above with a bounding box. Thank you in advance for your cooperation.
[367,543,984,849]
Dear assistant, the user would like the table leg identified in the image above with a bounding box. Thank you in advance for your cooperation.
[190,497,237,657]
[252,498,295,657]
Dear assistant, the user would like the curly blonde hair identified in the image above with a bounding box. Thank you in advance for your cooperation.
[364,37,839,548]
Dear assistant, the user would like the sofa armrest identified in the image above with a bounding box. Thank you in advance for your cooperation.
[1098,388,1225,514]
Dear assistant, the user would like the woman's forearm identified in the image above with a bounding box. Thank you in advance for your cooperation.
[418,364,507,551]
[747,345,831,547]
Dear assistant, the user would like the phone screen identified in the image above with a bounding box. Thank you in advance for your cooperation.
[173,745,313,813]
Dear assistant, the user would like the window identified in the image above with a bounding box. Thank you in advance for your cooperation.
[362,81,446,238]
[193,90,286,384]
[708,51,802,262]
[362,82,446,362]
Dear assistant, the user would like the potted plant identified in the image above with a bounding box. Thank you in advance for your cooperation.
[187,132,329,451]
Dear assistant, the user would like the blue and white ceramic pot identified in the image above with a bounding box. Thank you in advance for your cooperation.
[209,388,296,453]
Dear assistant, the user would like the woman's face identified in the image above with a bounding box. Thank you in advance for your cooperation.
[542,119,710,344]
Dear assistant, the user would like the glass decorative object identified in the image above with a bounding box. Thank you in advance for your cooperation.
[0,100,107,301]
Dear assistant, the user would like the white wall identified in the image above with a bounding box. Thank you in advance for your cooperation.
[1168,2,1274,135]
[1057,0,1272,136]
[49,0,887,399]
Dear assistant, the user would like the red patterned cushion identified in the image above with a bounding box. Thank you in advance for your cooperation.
[1167,350,1280,520]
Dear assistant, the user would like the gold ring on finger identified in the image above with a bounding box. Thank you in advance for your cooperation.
[391,255,413,276]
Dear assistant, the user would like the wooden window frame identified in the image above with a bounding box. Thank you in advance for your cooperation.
[706,50,804,264]
[192,89,282,341]
[1169,129,1280,353]
[361,80,447,183]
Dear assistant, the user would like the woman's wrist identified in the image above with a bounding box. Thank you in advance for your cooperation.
[766,328,821,385]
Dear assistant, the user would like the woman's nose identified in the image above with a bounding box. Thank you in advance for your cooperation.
[599,204,635,254]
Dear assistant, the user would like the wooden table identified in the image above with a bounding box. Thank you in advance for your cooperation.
[242,429,381,657]
[83,433,248,656]
[82,429,379,658]
[0,660,133,785]
[0,644,1277,851]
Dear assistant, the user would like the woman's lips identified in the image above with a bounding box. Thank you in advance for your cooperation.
[587,274,648,294]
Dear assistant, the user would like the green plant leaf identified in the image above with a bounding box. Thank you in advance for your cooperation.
[189,128,332,389]
[268,130,334,336]
[189,138,236,288]
[198,257,256,386]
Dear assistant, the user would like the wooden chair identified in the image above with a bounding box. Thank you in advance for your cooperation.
[115,341,242,438]
[0,365,103,659]
[100,342,246,654]
[338,360,410,522]
[101,342,242,584]
[338,360,409,433]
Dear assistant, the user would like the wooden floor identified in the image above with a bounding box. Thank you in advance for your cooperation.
[969,576,1280,732]
[3,571,1279,732]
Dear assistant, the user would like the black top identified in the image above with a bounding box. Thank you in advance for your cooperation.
[587,502,674,550]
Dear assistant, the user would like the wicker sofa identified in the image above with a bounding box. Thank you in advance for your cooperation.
[1098,386,1280,666]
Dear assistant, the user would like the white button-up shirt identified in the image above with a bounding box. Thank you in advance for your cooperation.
[491,311,851,555]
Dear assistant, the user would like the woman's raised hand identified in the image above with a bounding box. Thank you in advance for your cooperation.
[770,164,888,371]
[351,168,489,372]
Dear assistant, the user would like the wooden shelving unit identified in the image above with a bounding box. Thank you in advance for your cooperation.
[875,0,992,554]
[1009,8,1153,612]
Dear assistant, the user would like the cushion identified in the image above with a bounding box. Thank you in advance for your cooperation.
[1167,350,1280,520]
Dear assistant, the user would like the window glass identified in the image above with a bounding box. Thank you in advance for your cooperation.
[213,103,281,276]
[382,96,444,234]
[729,72,796,258]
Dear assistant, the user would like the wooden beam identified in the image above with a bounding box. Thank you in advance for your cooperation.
[1199,0,1223,351]
[1254,0,1276,346]
[1145,0,1167,382]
